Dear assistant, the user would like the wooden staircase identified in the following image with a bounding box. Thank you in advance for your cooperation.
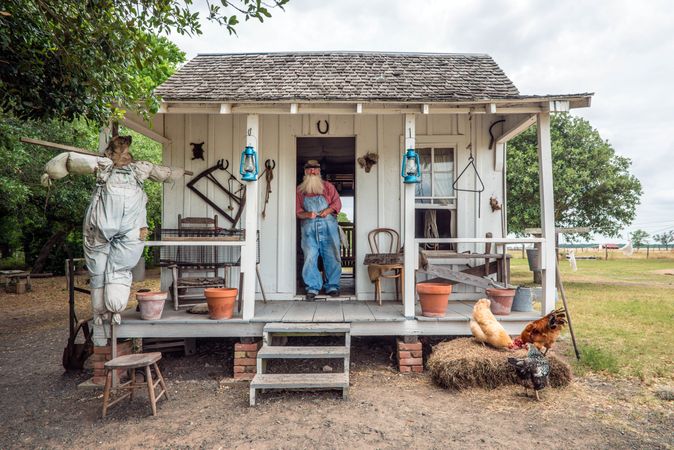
[249,323,351,406]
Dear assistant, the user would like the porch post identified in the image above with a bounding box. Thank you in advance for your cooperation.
[403,114,416,318]
[536,112,556,314]
[242,114,259,321]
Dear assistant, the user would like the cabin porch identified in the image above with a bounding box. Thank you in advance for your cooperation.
[114,299,540,339]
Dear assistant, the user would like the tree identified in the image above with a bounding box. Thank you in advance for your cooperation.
[507,113,642,238]
[0,0,288,123]
[0,32,183,272]
[653,231,674,250]
[630,229,649,250]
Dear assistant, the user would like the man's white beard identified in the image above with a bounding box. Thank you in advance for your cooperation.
[299,174,324,195]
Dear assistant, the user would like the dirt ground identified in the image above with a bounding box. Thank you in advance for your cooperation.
[0,274,672,449]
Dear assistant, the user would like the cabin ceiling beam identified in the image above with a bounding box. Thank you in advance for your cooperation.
[155,101,575,115]
[121,116,171,145]
[219,103,232,114]
[495,115,537,144]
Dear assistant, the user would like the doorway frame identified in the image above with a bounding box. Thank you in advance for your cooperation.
[293,134,358,298]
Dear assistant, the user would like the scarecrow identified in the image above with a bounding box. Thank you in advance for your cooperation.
[42,135,185,325]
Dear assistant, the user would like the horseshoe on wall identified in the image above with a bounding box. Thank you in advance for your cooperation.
[316,120,329,135]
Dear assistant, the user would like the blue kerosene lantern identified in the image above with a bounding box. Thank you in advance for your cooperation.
[400,148,421,183]
[239,145,259,181]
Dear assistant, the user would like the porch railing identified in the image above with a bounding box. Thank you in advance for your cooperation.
[409,237,553,318]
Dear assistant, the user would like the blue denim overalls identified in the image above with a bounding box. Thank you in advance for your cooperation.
[301,195,342,294]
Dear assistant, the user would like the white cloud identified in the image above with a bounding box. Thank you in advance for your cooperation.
[169,0,674,236]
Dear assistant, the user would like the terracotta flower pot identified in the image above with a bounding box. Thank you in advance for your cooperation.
[417,282,452,317]
[136,291,167,320]
[204,288,238,320]
[486,288,516,315]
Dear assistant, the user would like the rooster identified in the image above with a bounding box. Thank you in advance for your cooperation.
[470,298,513,349]
[508,344,550,401]
[512,308,567,354]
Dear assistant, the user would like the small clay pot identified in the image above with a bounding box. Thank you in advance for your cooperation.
[486,288,516,315]
[417,282,452,317]
[136,291,167,320]
[204,288,238,320]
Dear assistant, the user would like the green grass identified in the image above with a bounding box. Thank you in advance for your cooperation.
[510,254,674,381]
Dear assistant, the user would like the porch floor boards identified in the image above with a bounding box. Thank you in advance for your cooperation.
[121,300,541,324]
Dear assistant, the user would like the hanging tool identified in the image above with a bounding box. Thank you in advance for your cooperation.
[488,119,506,150]
[452,115,485,217]
[187,159,246,228]
[452,147,485,217]
[261,159,276,218]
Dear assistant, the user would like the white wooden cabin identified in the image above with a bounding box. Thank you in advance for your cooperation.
[117,52,591,340]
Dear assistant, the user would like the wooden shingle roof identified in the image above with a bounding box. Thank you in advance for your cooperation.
[155,52,522,103]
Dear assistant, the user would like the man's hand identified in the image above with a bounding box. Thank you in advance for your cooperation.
[318,208,333,218]
[298,211,317,219]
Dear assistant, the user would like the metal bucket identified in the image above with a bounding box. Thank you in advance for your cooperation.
[526,248,541,271]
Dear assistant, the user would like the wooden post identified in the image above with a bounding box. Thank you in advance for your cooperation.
[403,114,416,319]
[242,114,259,321]
[537,112,556,314]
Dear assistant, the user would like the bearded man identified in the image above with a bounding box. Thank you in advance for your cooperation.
[296,160,342,300]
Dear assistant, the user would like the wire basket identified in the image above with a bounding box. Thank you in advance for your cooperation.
[158,228,259,267]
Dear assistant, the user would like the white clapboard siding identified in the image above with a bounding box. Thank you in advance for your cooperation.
[160,112,507,300]
[354,115,377,298]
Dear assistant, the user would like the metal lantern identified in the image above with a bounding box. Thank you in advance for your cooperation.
[401,148,421,183]
[239,145,259,181]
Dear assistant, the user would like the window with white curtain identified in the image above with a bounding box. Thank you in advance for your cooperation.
[415,147,455,207]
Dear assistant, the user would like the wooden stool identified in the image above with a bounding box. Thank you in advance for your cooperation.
[102,352,169,417]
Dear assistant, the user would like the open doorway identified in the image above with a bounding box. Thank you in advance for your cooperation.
[296,137,356,296]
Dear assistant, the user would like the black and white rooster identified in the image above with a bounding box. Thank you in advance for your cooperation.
[507,344,550,401]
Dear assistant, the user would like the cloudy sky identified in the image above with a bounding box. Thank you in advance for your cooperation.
[170,0,674,240]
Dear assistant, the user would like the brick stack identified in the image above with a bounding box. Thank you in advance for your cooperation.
[234,341,261,381]
[92,340,133,385]
[397,339,423,373]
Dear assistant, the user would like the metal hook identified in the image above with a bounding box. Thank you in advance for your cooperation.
[216,159,229,171]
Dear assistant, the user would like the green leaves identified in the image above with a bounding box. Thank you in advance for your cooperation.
[507,114,642,238]
[1,0,288,124]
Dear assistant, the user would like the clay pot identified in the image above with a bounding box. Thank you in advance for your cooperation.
[417,282,452,317]
[136,291,167,320]
[204,288,238,320]
[486,288,516,315]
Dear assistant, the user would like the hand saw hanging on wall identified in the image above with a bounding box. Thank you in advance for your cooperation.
[186,159,246,229]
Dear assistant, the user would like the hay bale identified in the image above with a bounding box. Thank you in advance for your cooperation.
[427,338,572,390]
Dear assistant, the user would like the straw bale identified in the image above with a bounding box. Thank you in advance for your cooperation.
[427,338,572,390]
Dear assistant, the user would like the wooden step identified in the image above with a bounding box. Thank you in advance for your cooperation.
[258,345,349,359]
[251,372,349,389]
[263,322,351,334]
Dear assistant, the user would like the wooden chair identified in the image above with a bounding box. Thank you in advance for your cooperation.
[170,215,226,310]
[101,352,168,417]
[366,228,404,305]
